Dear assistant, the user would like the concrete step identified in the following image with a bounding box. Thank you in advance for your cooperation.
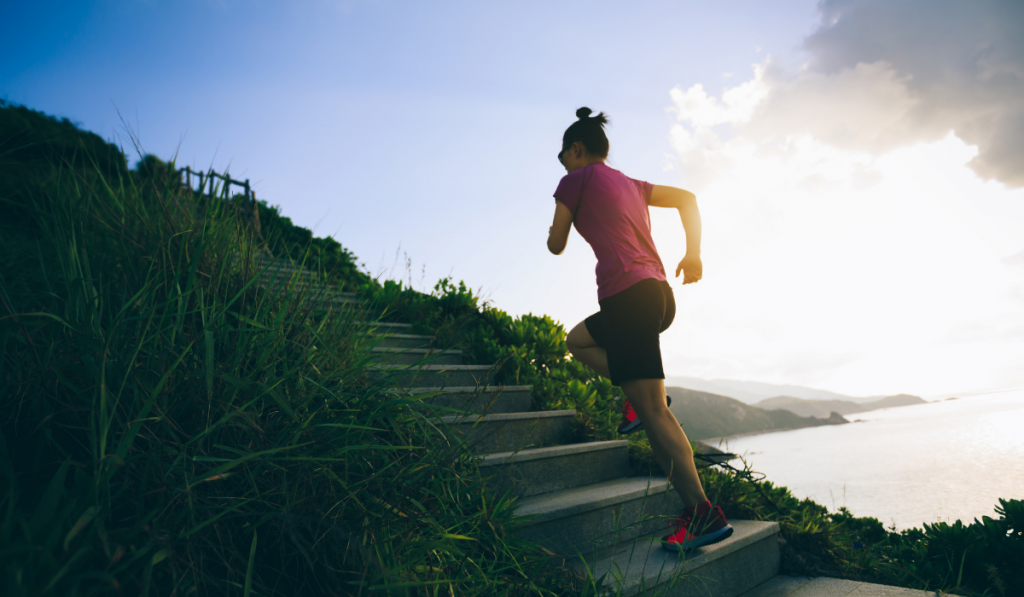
[259,282,358,300]
[372,333,435,349]
[513,476,684,558]
[260,279,356,296]
[258,268,319,279]
[302,294,365,307]
[258,280,362,306]
[259,279,346,292]
[254,260,308,272]
[358,321,413,331]
[439,409,576,455]
[581,520,780,597]
[402,385,533,414]
[370,347,463,366]
[739,576,932,597]
[480,440,630,499]
[376,364,494,387]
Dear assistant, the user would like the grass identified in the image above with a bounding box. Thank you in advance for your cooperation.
[0,123,576,594]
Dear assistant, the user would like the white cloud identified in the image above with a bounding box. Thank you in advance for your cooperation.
[660,59,1024,396]
[805,0,1024,187]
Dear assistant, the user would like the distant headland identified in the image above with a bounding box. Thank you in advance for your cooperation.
[666,385,925,442]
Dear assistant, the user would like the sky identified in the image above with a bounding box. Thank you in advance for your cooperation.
[4,0,1023,398]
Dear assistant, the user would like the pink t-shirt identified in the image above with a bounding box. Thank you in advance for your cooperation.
[554,163,667,300]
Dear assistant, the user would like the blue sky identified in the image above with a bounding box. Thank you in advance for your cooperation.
[2,0,818,258]
[4,0,1023,397]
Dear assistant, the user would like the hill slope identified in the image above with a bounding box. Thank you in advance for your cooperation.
[665,387,849,441]
[753,394,926,418]
[663,376,897,404]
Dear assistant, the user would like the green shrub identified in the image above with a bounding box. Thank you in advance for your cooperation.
[703,457,1023,595]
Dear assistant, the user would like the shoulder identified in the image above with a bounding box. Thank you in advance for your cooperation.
[558,167,589,186]
[623,173,653,202]
[553,167,589,202]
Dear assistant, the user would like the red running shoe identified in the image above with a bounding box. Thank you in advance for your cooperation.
[616,395,672,435]
[662,501,733,551]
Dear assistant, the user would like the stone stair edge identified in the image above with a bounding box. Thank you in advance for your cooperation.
[440,409,576,425]
[393,385,532,394]
[374,364,493,371]
[371,347,463,355]
[480,439,628,466]
[358,321,413,328]
[583,520,781,597]
[515,476,676,526]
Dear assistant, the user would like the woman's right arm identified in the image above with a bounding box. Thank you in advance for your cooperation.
[649,185,703,284]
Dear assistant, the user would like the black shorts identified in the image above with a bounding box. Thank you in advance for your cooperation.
[584,277,675,386]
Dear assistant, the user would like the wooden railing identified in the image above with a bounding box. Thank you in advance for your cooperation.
[180,166,262,235]
[180,166,254,204]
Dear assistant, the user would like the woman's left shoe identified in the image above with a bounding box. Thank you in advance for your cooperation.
[616,395,672,435]
[617,398,643,434]
[662,502,733,551]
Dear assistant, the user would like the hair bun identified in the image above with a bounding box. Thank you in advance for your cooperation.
[576,107,593,120]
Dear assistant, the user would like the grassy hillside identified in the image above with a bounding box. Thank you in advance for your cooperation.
[0,101,564,596]
[2,99,1020,597]
[665,387,847,440]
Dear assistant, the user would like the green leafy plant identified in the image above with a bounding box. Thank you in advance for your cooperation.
[0,102,572,596]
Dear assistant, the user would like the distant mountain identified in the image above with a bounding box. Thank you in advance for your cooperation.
[753,394,926,418]
[663,376,765,403]
[663,376,907,405]
[665,387,849,441]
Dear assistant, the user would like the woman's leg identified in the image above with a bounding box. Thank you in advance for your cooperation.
[621,378,708,507]
[566,321,611,379]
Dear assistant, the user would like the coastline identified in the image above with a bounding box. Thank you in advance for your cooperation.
[698,401,931,447]
[697,389,1024,531]
[698,424,834,446]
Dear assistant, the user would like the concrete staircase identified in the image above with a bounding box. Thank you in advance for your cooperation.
[254,254,784,596]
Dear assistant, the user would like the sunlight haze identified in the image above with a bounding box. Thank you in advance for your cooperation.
[5,0,1022,398]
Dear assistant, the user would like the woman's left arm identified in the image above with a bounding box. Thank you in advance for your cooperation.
[547,201,573,255]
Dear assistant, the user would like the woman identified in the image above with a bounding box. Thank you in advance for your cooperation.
[546,107,733,551]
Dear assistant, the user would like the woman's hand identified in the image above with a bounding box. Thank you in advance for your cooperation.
[676,254,702,285]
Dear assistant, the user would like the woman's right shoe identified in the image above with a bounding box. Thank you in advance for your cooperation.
[616,395,672,434]
[661,501,733,551]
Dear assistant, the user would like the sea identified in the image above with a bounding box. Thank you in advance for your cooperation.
[709,388,1024,531]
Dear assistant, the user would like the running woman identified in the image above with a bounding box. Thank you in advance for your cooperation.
[546,107,733,551]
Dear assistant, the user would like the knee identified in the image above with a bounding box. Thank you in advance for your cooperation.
[565,325,589,355]
[644,397,673,420]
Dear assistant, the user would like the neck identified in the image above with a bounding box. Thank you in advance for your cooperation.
[570,158,605,173]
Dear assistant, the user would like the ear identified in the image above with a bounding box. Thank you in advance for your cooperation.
[571,141,585,158]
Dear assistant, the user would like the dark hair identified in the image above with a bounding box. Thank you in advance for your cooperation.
[561,107,610,159]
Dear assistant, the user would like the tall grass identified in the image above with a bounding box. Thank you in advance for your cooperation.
[0,154,567,595]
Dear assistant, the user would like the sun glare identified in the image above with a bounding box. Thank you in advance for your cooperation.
[658,69,1024,396]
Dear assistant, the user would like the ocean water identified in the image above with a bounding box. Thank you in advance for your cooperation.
[711,389,1024,530]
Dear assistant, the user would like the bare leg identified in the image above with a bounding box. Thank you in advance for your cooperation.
[567,321,707,507]
[621,378,708,507]
[566,321,611,379]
